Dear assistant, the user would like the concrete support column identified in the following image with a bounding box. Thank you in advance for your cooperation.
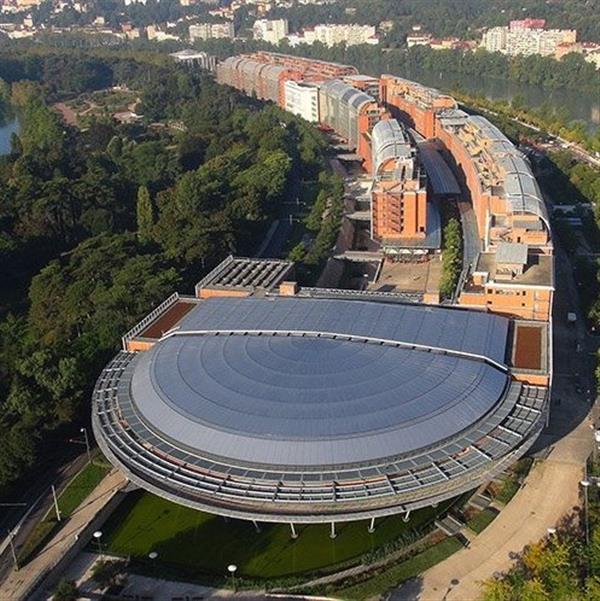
[252,520,261,533]
[402,510,411,523]
[368,517,376,533]
[290,523,298,539]
[330,522,337,539]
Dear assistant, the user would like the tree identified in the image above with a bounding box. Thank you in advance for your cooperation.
[53,579,78,601]
[481,579,512,601]
[0,421,38,486]
[91,559,127,589]
[440,218,462,298]
[288,242,306,263]
[136,185,154,244]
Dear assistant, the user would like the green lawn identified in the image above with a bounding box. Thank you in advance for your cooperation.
[332,536,464,599]
[466,507,499,534]
[102,491,449,580]
[494,479,520,505]
[18,460,110,564]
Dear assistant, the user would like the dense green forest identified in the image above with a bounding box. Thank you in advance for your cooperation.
[0,50,329,487]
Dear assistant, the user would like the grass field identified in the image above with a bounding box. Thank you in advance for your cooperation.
[332,536,464,599]
[102,491,449,580]
[466,507,499,534]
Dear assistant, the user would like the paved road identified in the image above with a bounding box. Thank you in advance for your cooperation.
[0,470,126,601]
[0,449,90,583]
[391,211,597,600]
[392,429,590,601]
[56,551,335,601]
[456,197,480,271]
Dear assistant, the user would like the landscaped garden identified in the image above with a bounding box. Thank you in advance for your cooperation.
[101,490,455,582]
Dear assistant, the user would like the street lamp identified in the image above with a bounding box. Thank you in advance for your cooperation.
[149,551,158,575]
[227,564,237,591]
[80,427,91,464]
[6,529,18,571]
[93,530,103,558]
[581,480,591,548]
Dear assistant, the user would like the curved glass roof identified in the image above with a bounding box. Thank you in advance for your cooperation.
[445,114,550,227]
[371,119,411,174]
[320,79,374,112]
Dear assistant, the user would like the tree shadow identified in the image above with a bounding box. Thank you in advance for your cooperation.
[387,575,424,601]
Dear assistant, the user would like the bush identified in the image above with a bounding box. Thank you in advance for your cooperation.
[53,579,78,601]
[440,218,462,298]
[91,559,128,589]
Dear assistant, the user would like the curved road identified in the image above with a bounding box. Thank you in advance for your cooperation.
[392,236,597,600]
[392,410,591,601]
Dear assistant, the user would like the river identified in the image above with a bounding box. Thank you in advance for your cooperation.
[403,68,600,133]
[0,116,19,155]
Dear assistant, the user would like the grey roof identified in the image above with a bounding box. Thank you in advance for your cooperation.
[176,297,508,362]
[94,349,547,522]
[320,79,374,111]
[371,119,411,174]
[438,108,470,126]
[455,115,550,227]
[469,115,507,141]
[496,242,528,265]
[264,51,357,74]
[127,297,509,468]
[417,141,461,196]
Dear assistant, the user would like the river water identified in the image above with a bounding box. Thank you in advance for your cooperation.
[403,68,600,133]
[0,116,18,155]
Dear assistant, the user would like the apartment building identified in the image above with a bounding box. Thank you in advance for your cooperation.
[482,22,577,57]
[253,18,288,45]
[283,80,319,122]
[189,21,234,41]
[370,120,431,248]
[287,23,378,48]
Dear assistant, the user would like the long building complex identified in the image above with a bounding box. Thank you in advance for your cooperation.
[216,52,553,321]
[93,52,553,527]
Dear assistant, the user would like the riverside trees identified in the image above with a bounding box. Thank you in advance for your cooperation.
[0,52,326,488]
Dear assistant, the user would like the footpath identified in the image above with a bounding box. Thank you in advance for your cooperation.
[391,410,593,601]
[0,470,127,601]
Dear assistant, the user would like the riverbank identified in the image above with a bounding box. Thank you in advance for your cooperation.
[453,90,600,156]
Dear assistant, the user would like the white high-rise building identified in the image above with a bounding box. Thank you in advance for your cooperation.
[189,22,234,41]
[284,80,319,122]
[253,18,288,45]
[482,23,576,57]
[482,26,507,53]
[312,24,378,47]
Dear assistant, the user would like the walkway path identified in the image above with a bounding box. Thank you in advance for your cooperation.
[0,470,127,601]
[391,410,592,601]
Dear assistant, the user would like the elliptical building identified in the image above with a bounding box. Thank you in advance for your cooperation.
[93,257,550,526]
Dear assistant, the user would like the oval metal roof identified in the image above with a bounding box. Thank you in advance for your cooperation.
[128,297,509,468]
